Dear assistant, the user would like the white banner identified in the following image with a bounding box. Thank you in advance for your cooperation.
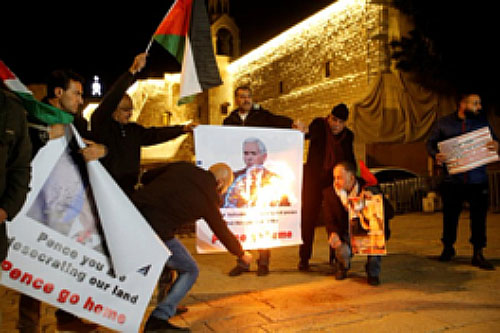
[1,125,169,332]
[194,125,303,253]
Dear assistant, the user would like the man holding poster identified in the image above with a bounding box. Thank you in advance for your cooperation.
[427,92,499,270]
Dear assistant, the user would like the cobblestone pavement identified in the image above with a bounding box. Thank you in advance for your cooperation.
[2,212,500,332]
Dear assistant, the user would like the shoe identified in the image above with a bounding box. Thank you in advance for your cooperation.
[257,265,269,276]
[144,315,190,332]
[335,268,347,280]
[228,265,249,276]
[438,247,455,262]
[175,305,188,315]
[367,275,380,286]
[298,260,310,271]
[472,249,495,270]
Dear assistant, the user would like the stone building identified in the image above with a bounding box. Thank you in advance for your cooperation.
[126,0,453,175]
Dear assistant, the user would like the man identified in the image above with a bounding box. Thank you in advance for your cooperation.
[223,86,303,276]
[426,92,499,270]
[299,103,356,271]
[20,69,105,332]
[91,53,195,196]
[130,162,252,332]
[322,161,391,286]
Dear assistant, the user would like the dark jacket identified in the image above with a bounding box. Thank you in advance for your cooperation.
[131,162,244,256]
[0,89,32,261]
[223,106,293,128]
[90,72,185,195]
[305,117,355,188]
[427,111,498,184]
[322,178,392,244]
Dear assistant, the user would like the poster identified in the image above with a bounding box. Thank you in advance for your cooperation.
[194,125,303,253]
[349,194,386,255]
[1,125,169,332]
[438,127,499,174]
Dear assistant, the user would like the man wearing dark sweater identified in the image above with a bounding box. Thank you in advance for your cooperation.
[131,162,252,332]
[90,53,195,196]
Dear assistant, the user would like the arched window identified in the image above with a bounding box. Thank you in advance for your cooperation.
[216,28,234,56]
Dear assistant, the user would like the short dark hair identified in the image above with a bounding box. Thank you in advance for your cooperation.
[335,161,357,175]
[46,69,85,98]
[234,85,252,97]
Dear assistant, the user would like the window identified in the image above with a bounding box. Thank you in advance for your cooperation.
[325,61,331,78]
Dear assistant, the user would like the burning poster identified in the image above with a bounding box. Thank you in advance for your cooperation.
[2,125,169,332]
[437,127,499,174]
[194,125,304,253]
[349,194,386,255]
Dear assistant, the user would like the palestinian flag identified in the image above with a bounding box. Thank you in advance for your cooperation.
[152,0,222,105]
[0,60,73,124]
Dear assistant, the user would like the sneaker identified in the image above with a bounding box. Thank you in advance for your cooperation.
[438,247,455,262]
[472,250,495,270]
[228,265,249,276]
[367,275,380,286]
[257,265,269,276]
[335,268,347,280]
[297,260,310,271]
[144,315,190,332]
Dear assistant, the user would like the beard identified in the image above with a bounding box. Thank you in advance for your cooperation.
[464,109,482,119]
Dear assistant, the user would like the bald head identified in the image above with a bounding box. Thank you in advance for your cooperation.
[209,163,234,194]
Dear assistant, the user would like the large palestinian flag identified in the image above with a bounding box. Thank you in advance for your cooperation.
[152,0,222,104]
[0,60,73,124]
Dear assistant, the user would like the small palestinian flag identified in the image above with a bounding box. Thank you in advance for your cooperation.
[0,60,73,124]
[152,0,222,105]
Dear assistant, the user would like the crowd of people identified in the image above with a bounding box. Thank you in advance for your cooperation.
[1,53,499,332]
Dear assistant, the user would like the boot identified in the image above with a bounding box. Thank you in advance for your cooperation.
[472,248,495,270]
[438,246,455,262]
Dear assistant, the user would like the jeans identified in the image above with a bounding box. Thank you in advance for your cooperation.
[152,238,199,320]
[334,243,381,277]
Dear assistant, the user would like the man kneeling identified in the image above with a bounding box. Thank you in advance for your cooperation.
[131,162,252,332]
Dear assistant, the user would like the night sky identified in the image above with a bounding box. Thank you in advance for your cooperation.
[1,0,333,93]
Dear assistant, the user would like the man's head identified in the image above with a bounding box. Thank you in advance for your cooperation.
[458,93,482,119]
[333,161,357,192]
[112,95,134,125]
[46,70,85,114]
[327,103,348,135]
[209,163,234,194]
[242,137,267,168]
[234,86,253,113]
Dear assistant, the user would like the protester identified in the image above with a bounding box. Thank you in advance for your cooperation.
[426,92,499,270]
[299,103,356,271]
[223,85,304,276]
[90,53,196,196]
[322,161,392,286]
[130,162,252,332]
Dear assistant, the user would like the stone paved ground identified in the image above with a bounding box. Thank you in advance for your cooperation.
[2,212,500,332]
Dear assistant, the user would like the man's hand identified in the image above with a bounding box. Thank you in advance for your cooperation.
[0,208,7,223]
[239,251,253,266]
[80,139,107,162]
[292,119,307,133]
[328,232,342,249]
[486,140,499,153]
[183,122,198,133]
[49,124,65,140]
[129,53,147,75]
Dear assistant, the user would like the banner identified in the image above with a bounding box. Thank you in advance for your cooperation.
[438,127,499,174]
[194,125,303,253]
[349,194,386,256]
[1,125,169,332]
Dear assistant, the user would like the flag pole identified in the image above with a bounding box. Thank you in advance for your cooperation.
[145,0,178,54]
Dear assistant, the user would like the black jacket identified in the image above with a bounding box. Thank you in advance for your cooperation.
[131,162,244,256]
[223,106,293,128]
[90,72,185,195]
[0,89,32,261]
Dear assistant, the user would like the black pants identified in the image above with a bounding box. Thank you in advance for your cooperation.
[441,182,489,249]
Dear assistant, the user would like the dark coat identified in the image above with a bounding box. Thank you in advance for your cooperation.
[0,89,32,261]
[90,72,185,195]
[223,106,293,128]
[322,178,392,244]
[131,162,244,256]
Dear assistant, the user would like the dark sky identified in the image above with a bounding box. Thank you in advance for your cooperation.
[1,0,333,93]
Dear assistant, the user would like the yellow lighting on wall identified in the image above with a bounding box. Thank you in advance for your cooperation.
[227,0,364,74]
